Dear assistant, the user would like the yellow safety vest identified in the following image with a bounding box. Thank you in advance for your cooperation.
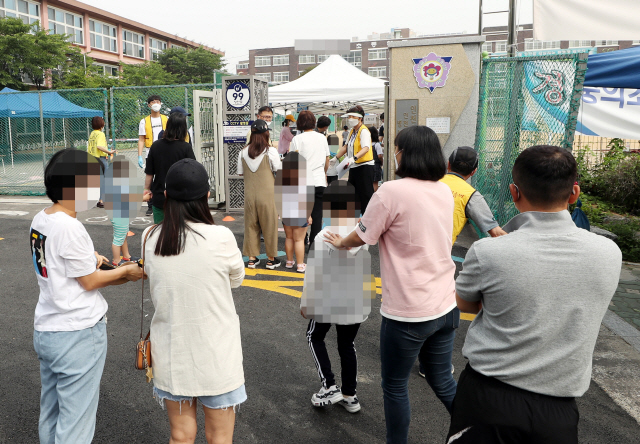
[348,124,374,164]
[440,173,476,245]
[144,115,168,148]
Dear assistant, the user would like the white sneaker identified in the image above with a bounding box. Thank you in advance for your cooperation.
[311,385,343,407]
[339,395,361,413]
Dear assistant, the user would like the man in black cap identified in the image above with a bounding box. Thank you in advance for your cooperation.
[440,146,507,245]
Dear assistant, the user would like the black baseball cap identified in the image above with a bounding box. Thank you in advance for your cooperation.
[251,119,269,134]
[169,106,191,117]
[165,159,209,201]
[449,146,479,172]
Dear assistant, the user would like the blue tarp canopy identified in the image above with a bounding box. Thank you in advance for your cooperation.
[0,87,103,118]
[584,46,640,89]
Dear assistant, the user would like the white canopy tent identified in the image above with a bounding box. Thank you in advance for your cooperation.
[268,55,386,114]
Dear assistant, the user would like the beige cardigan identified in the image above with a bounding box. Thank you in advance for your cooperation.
[143,223,245,396]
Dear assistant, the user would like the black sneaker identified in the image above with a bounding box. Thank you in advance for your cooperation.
[266,258,281,269]
[145,206,153,216]
[247,258,261,269]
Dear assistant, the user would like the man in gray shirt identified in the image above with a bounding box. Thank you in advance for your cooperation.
[448,145,622,444]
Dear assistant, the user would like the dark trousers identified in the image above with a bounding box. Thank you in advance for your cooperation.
[327,175,338,184]
[446,364,579,444]
[308,186,326,251]
[348,164,375,215]
[306,320,361,396]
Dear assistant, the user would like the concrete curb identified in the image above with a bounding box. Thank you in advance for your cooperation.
[602,310,640,353]
[0,197,50,204]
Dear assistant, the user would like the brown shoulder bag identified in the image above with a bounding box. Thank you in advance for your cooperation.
[135,225,157,383]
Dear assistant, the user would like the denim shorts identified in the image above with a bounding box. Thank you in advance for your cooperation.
[153,384,247,412]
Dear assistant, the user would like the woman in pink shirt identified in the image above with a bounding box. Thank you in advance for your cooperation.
[324,126,459,444]
[278,115,296,155]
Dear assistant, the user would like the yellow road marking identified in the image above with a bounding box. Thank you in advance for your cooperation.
[241,268,476,321]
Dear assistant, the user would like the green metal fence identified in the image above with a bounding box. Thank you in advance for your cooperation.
[473,53,588,226]
[0,88,109,195]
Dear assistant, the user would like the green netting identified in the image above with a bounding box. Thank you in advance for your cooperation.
[473,53,588,227]
[0,88,109,196]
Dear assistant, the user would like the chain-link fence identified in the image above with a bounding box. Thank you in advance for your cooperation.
[473,53,588,226]
[109,83,218,167]
[0,88,109,195]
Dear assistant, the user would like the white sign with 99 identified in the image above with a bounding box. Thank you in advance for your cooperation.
[226,81,251,109]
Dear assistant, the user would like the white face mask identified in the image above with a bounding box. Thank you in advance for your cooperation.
[347,118,359,128]
[265,120,272,127]
[150,103,162,112]
[394,151,401,170]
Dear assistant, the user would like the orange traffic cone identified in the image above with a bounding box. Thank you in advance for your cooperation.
[222,215,235,222]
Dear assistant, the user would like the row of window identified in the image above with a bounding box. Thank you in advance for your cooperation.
[254,65,387,83]
[482,39,640,53]
[0,1,179,60]
[254,49,387,67]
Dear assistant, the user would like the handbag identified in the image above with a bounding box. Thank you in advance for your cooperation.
[135,225,157,383]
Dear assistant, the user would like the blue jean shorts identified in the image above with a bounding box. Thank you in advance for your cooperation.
[153,384,247,412]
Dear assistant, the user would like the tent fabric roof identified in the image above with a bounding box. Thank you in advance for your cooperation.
[584,45,640,89]
[268,55,385,107]
[0,87,103,118]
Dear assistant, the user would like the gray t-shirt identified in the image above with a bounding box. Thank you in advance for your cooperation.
[456,210,622,397]
[466,191,499,233]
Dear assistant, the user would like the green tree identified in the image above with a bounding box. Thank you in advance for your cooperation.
[157,46,226,84]
[298,65,316,77]
[0,17,75,90]
[120,61,177,86]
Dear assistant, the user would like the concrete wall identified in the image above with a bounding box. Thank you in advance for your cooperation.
[388,36,484,177]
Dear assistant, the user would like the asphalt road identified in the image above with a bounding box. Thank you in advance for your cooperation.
[1,203,639,443]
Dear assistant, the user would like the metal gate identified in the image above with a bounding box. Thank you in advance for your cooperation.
[193,89,224,203]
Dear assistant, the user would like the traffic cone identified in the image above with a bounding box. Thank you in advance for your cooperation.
[222,215,235,222]
[127,231,135,237]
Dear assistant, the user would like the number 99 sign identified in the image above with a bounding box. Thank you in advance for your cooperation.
[226,81,251,109]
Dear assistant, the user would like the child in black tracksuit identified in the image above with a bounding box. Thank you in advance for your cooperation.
[300,181,376,413]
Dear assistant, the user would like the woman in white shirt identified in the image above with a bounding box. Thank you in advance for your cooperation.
[143,159,246,444]
[237,120,283,269]
[289,110,330,251]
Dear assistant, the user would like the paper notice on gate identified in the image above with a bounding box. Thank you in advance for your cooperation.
[337,157,351,179]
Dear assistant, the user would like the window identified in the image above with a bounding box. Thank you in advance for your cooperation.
[481,41,493,53]
[595,40,618,46]
[236,63,249,70]
[525,39,544,51]
[569,40,592,48]
[272,54,289,66]
[299,54,315,64]
[343,50,362,67]
[495,41,507,52]
[171,44,185,50]
[122,29,145,58]
[273,72,289,82]
[0,0,39,24]
[255,56,271,67]
[633,40,640,45]
[89,20,117,52]
[48,7,84,44]
[149,38,167,60]
[317,54,329,63]
[543,41,560,49]
[94,63,119,77]
[368,66,387,78]
[255,73,271,82]
[368,49,387,60]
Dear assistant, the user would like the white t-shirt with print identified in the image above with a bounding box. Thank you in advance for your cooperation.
[139,116,164,158]
[30,210,107,332]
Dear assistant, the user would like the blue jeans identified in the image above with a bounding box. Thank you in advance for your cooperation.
[380,308,460,444]
[97,156,108,202]
[33,317,107,444]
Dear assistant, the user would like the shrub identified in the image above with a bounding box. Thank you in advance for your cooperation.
[606,221,640,263]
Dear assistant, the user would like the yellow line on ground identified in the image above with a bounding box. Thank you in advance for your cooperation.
[244,268,303,278]
[241,279,303,298]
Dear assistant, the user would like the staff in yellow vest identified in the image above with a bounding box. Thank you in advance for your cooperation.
[138,95,167,216]
[440,146,507,244]
[335,105,375,214]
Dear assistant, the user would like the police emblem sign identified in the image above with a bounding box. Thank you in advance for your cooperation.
[412,53,453,93]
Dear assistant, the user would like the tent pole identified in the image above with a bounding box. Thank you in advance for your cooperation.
[8,117,13,167]
[39,92,46,170]
[63,118,67,147]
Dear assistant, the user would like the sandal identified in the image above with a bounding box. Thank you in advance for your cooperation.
[247,258,261,269]
[297,263,306,273]
[285,260,295,269]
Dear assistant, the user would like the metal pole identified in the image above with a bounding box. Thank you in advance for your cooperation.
[103,89,109,150]
[39,92,46,170]
[8,116,13,167]
[507,0,518,57]
[478,0,484,36]
[110,88,116,152]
